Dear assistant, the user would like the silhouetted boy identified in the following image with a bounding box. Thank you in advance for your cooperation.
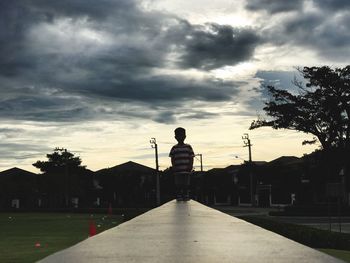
[169,127,194,201]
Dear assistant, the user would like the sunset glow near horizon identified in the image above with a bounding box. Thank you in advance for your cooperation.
[1,0,349,173]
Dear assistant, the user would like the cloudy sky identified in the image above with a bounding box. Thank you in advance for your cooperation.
[0,0,349,172]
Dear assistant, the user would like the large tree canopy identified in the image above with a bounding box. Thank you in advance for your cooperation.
[250,66,350,177]
[250,66,350,152]
[33,148,85,174]
[33,148,88,208]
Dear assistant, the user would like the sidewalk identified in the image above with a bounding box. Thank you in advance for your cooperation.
[39,200,344,263]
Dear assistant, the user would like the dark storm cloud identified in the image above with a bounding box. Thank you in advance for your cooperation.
[0,142,51,160]
[0,0,257,124]
[0,2,35,77]
[179,24,262,70]
[72,74,239,102]
[24,0,134,20]
[256,1,350,61]
[181,111,219,120]
[0,128,25,139]
[277,12,350,60]
[0,94,91,122]
[99,106,176,124]
[152,111,177,124]
[0,128,24,134]
[0,74,241,123]
[245,0,303,14]
[312,0,350,11]
[0,0,167,77]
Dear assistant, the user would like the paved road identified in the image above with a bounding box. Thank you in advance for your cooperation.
[39,200,344,262]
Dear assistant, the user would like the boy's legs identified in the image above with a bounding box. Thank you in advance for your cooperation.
[174,173,183,201]
[183,173,190,201]
[174,172,191,201]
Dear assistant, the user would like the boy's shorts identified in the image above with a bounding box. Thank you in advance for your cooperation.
[174,172,190,186]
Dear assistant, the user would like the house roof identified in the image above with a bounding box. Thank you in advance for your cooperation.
[0,167,37,177]
[207,163,268,175]
[268,156,302,166]
[207,168,225,173]
[206,165,241,176]
[95,161,155,175]
[252,161,268,166]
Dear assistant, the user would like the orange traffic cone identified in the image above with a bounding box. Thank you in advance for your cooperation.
[89,220,97,237]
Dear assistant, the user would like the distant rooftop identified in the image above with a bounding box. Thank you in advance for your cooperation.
[0,167,37,177]
[95,161,155,175]
[268,156,302,166]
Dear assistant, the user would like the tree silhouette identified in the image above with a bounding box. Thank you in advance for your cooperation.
[33,148,87,207]
[250,66,350,180]
[33,148,85,173]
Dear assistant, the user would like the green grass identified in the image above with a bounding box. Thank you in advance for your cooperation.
[234,215,350,262]
[0,213,123,263]
[237,215,350,250]
[319,249,350,262]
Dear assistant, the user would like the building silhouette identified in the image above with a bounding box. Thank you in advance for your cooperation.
[0,155,346,210]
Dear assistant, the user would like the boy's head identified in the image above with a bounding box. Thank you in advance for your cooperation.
[174,127,186,143]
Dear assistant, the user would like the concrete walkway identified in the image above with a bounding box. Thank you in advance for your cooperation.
[39,200,344,263]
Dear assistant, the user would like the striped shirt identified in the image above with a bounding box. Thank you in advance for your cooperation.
[169,143,194,173]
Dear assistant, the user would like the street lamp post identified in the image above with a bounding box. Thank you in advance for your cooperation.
[242,134,254,206]
[150,138,160,206]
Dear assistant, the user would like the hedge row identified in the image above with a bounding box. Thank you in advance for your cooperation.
[239,216,350,250]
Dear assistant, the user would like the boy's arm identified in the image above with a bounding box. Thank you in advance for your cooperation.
[169,147,175,168]
[189,145,194,172]
[171,156,176,167]
[189,156,194,172]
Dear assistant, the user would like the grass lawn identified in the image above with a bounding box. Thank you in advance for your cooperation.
[0,213,123,263]
[230,214,350,263]
[319,249,350,262]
